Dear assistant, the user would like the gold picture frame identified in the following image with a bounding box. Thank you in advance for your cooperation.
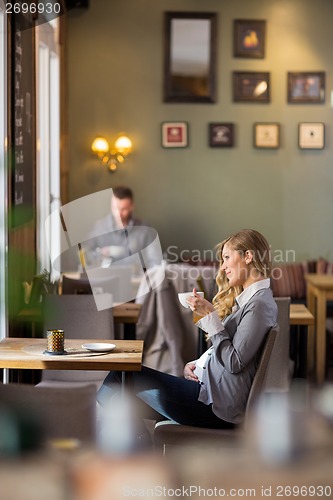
[298,122,325,149]
[254,123,280,149]
[161,122,189,148]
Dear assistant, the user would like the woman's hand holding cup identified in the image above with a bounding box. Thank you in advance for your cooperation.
[186,288,215,316]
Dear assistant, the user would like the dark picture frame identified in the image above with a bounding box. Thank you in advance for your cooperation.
[163,12,217,103]
[234,19,266,58]
[254,123,280,149]
[209,123,234,147]
[287,72,325,104]
[161,122,189,148]
[233,71,270,103]
[298,122,325,149]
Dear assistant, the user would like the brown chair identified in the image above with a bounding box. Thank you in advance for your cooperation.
[154,327,278,453]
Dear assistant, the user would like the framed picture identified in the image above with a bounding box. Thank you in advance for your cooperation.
[163,12,217,103]
[298,122,325,149]
[233,72,270,102]
[209,123,234,147]
[254,123,280,149]
[234,19,266,58]
[287,72,325,103]
[161,122,188,148]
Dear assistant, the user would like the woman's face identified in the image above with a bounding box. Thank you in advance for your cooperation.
[221,242,250,287]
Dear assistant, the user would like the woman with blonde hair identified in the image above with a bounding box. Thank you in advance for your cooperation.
[98,229,278,432]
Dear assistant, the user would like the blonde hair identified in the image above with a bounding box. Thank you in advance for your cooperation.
[213,229,272,320]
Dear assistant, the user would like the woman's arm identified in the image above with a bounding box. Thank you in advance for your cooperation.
[209,300,273,374]
[187,289,274,374]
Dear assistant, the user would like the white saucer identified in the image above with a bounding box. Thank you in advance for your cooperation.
[82,343,116,353]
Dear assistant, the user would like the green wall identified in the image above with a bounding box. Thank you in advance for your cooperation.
[67,0,333,262]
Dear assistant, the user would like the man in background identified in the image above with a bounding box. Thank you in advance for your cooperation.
[85,186,161,269]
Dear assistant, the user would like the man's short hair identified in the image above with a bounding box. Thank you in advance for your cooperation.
[113,186,134,200]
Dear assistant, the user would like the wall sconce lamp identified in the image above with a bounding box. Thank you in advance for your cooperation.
[91,134,133,172]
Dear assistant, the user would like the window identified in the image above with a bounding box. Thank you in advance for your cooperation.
[36,21,61,279]
[0,6,8,341]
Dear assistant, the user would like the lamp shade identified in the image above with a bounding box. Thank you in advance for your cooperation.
[91,137,110,154]
[114,135,132,155]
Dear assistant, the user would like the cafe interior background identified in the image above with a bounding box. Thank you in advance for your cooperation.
[2,0,333,334]
[1,0,333,471]
[0,0,332,349]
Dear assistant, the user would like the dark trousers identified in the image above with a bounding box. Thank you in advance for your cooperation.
[97,366,235,429]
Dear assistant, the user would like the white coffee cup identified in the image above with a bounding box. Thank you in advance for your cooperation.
[178,291,204,309]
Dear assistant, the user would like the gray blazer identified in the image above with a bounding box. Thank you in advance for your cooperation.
[198,288,278,424]
[136,276,196,376]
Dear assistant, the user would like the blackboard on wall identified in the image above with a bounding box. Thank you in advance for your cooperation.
[9,13,35,228]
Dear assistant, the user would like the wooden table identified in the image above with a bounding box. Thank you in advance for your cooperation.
[0,338,143,384]
[289,303,314,378]
[290,303,315,327]
[305,274,333,385]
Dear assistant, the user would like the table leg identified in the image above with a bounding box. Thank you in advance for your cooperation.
[306,287,316,378]
[2,368,9,384]
[122,370,134,390]
[289,325,297,375]
[291,324,311,379]
[124,323,136,341]
[316,291,327,385]
[297,325,308,379]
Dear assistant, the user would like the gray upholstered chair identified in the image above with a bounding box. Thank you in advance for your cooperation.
[0,383,96,443]
[265,297,291,391]
[154,327,277,453]
[37,294,114,389]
